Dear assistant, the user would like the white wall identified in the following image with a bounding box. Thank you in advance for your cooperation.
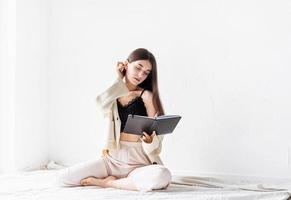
[48,0,291,179]
[0,0,49,172]
[0,0,16,173]
[1,0,291,179]
[14,0,50,171]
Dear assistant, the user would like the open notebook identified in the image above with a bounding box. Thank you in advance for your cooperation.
[123,114,182,135]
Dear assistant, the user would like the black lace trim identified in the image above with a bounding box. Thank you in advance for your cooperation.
[117,96,142,108]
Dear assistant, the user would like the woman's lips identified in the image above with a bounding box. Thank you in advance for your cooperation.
[134,77,140,82]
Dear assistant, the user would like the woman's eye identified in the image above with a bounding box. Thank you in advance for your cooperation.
[135,66,141,70]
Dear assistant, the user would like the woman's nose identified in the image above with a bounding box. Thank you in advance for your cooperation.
[138,72,144,78]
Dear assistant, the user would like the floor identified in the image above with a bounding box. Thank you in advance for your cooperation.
[0,169,290,200]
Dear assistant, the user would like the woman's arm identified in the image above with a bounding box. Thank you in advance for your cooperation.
[96,62,129,117]
[141,90,164,155]
[96,77,130,117]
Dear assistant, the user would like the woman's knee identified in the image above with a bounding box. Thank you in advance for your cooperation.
[55,158,108,186]
[150,166,172,188]
[130,165,172,191]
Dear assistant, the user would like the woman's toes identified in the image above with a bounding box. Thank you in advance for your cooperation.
[80,178,88,185]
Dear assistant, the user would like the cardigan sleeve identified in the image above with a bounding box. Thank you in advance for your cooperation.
[96,77,130,117]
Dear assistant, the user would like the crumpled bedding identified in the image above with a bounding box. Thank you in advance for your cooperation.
[0,165,290,200]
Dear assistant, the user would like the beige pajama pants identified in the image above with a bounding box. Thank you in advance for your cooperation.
[56,140,172,191]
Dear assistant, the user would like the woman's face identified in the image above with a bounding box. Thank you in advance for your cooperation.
[125,60,152,85]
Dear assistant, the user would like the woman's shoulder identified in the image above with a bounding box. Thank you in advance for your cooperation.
[140,89,157,117]
[141,89,152,96]
[140,89,153,104]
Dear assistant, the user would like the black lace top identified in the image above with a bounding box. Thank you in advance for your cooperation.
[117,89,148,132]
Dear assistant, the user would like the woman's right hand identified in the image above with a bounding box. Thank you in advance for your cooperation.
[116,61,127,80]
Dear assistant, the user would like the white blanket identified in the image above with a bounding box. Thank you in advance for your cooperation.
[0,169,290,200]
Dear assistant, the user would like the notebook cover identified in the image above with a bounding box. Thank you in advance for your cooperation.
[123,114,181,135]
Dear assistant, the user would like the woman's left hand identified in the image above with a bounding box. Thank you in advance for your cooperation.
[141,131,156,143]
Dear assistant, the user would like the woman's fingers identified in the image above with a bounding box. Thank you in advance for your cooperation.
[142,131,156,143]
[143,132,150,139]
[117,62,124,70]
[117,61,127,67]
[116,61,126,79]
[142,132,149,143]
[151,131,156,138]
[117,62,124,68]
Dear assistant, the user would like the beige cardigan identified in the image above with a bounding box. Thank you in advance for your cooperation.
[96,76,164,165]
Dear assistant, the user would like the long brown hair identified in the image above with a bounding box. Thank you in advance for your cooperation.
[126,48,165,116]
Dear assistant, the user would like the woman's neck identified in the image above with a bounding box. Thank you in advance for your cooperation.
[125,76,138,91]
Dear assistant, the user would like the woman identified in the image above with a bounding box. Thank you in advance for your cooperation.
[57,48,171,192]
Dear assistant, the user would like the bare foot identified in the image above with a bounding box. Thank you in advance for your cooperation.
[80,176,98,186]
[80,176,117,187]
